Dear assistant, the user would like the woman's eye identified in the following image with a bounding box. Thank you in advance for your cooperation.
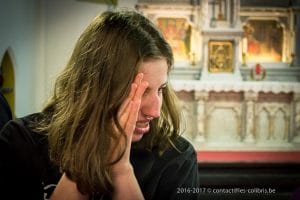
[158,87,165,95]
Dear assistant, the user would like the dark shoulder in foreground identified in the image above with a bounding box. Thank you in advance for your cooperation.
[161,135,197,161]
[0,92,12,129]
[0,112,47,148]
[156,136,199,199]
[172,136,196,154]
[131,136,199,200]
[0,113,60,200]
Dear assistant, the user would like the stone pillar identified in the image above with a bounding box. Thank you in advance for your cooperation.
[201,0,210,29]
[243,91,258,143]
[202,38,209,73]
[284,115,289,141]
[232,0,240,27]
[292,93,300,142]
[195,91,209,142]
[268,114,275,140]
[296,13,300,66]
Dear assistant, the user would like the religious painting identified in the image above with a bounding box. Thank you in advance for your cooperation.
[156,17,191,62]
[243,20,283,62]
[208,40,233,72]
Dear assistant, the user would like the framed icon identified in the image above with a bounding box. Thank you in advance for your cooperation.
[208,40,233,72]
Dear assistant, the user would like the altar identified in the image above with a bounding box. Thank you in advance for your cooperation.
[171,80,300,152]
[136,0,300,161]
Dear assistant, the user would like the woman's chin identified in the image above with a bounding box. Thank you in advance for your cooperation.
[132,133,144,142]
[132,126,150,142]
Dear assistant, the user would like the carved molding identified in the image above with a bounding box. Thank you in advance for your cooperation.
[175,89,300,151]
[171,80,300,94]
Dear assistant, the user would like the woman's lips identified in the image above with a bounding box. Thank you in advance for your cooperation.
[134,122,150,135]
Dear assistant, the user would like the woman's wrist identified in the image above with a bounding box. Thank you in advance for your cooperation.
[50,173,88,200]
[110,164,144,200]
[110,163,134,179]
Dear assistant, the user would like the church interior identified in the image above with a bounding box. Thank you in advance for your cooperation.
[1,0,300,199]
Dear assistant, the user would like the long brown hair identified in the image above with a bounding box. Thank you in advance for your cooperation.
[36,10,182,195]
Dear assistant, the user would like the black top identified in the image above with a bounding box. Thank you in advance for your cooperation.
[0,92,12,130]
[0,113,199,200]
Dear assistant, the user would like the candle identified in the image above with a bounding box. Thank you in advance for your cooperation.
[242,37,248,54]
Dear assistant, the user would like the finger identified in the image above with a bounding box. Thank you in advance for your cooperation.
[133,73,143,86]
[118,98,133,128]
[117,73,143,118]
[117,73,143,123]
[119,80,147,133]
[124,99,141,145]
[131,73,144,100]
[120,78,147,132]
[133,81,148,102]
[118,83,137,117]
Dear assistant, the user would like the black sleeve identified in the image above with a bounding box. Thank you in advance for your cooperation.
[0,120,44,199]
[154,142,200,200]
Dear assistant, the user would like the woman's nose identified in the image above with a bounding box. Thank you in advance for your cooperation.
[141,94,161,119]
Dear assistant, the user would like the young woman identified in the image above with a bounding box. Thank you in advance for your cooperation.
[0,10,199,200]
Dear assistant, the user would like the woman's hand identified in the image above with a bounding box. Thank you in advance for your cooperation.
[109,73,148,175]
[110,73,148,200]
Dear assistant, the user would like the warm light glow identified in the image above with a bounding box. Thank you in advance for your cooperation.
[248,54,281,62]
[248,46,282,62]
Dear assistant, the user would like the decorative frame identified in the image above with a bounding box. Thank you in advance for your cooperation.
[239,7,294,64]
[208,40,233,72]
[243,20,283,62]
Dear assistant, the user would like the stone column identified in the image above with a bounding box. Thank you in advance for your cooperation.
[194,91,209,142]
[296,13,300,66]
[292,93,300,142]
[284,115,289,141]
[201,0,210,29]
[243,91,258,143]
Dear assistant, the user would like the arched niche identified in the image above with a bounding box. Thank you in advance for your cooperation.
[0,50,15,115]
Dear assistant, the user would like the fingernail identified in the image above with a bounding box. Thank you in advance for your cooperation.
[142,81,149,87]
[132,83,137,88]
[139,73,144,79]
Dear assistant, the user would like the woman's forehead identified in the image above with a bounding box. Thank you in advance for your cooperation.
[138,59,168,84]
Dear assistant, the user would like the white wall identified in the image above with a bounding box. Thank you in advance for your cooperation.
[0,0,41,117]
[0,0,137,117]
